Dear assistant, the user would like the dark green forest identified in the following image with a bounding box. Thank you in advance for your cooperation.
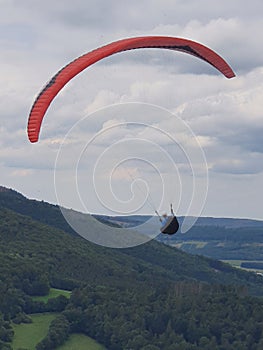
[1,186,263,349]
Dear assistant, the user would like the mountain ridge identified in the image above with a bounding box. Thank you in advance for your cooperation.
[1,184,263,293]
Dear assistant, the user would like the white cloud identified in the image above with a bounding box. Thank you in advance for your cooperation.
[1,0,263,219]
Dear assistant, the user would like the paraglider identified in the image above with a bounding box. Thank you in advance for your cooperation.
[157,204,179,235]
[27,36,235,143]
[27,36,235,238]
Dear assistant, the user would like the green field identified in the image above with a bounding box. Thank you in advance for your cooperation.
[32,287,72,303]
[223,260,244,268]
[56,333,105,350]
[12,313,105,350]
[172,241,208,249]
[12,313,58,350]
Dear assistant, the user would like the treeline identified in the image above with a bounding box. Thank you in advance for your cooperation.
[36,315,70,350]
[0,316,13,350]
[0,280,69,349]
[0,187,76,235]
[34,282,263,350]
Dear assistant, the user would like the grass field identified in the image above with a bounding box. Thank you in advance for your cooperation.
[223,260,244,268]
[56,333,105,350]
[32,287,72,303]
[12,313,58,350]
[12,313,105,350]
[172,241,208,249]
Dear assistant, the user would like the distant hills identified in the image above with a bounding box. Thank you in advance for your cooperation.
[95,212,263,263]
[182,215,263,228]
[103,213,263,229]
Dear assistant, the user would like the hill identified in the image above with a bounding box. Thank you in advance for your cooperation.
[1,186,263,290]
[0,185,77,235]
[2,186,263,349]
[0,186,262,288]
[3,184,263,259]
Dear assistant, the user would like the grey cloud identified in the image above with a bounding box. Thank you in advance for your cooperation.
[219,126,263,153]
[16,0,263,29]
[211,153,263,175]
[4,1,261,80]
[1,0,263,219]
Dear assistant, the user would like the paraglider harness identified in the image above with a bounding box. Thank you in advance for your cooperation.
[156,204,179,235]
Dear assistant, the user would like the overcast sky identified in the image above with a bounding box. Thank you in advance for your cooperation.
[1,0,263,221]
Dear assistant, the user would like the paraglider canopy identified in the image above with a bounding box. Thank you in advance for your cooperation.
[27,36,235,143]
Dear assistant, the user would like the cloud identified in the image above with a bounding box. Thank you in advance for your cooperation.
[1,0,263,218]
[211,154,263,175]
[10,169,33,177]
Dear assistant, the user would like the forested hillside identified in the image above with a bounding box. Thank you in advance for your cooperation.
[1,186,263,349]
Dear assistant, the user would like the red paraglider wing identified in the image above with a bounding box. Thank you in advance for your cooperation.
[27,36,235,142]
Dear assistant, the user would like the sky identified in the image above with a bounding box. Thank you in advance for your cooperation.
[1,0,263,221]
